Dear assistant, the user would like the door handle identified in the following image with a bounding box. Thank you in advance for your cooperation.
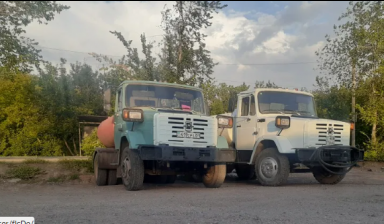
[237,125,241,128]
[247,118,251,121]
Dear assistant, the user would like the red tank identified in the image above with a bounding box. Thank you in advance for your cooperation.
[97,116,115,148]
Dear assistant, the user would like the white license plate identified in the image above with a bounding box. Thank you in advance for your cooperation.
[177,132,200,139]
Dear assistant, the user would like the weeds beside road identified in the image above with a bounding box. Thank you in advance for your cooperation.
[0,157,93,184]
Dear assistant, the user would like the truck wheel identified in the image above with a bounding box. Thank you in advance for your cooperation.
[107,170,117,185]
[94,153,107,186]
[235,164,255,180]
[202,164,226,188]
[255,148,289,186]
[312,167,346,185]
[166,175,177,184]
[121,147,144,191]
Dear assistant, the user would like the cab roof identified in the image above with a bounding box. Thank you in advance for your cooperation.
[239,88,314,97]
[118,80,203,91]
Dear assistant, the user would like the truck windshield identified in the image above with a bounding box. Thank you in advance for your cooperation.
[258,91,317,117]
[125,84,206,114]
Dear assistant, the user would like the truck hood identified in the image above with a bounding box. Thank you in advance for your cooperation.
[261,116,351,148]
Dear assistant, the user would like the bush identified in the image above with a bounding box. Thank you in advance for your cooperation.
[81,128,104,156]
[363,142,384,162]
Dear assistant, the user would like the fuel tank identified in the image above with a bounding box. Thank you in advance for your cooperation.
[97,116,115,148]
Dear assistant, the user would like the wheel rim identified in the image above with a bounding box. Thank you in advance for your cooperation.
[259,157,278,180]
[121,157,131,180]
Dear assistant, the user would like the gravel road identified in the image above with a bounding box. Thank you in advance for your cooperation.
[1,169,384,224]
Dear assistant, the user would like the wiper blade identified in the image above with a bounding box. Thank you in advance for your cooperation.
[261,110,284,114]
[284,110,311,115]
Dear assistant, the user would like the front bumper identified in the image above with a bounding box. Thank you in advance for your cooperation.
[136,145,236,163]
[296,145,364,164]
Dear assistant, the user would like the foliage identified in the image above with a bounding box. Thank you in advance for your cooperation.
[315,1,384,160]
[312,77,351,121]
[255,80,279,88]
[80,128,104,157]
[201,80,249,115]
[158,1,227,86]
[0,1,70,72]
[5,165,42,180]
[0,68,63,156]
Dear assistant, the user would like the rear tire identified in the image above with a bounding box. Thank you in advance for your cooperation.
[312,167,346,185]
[255,148,290,186]
[107,170,117,185]
[94,153,107,186]
[203,164,226,188]
[121,147,144,191]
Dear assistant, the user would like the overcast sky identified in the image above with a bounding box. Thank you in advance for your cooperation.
[25,1,350,90]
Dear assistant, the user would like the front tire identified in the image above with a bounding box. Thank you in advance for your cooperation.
[121,147,144,191]
[255,148,290,186]
[202,164,226,188]
[94,153,107,186]
[312,167,346,185]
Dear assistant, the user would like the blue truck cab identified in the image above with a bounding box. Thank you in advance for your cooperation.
[93,80,236,191]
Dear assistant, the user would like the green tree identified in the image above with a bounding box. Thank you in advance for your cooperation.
[0,1,70,72]
[159,1,227,85]
[255,80,279,88]
[0,67,62,156]
[108,32,156,81]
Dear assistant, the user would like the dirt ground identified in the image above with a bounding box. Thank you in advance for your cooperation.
[0,161,383,224]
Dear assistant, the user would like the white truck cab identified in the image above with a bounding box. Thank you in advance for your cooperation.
[217,88,364,186]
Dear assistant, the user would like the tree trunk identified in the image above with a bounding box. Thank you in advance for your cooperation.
[371,113,377,144]
[371,83,377,145]
[64,140,75,156]
[351,61,356,147]
[177,1,184,81]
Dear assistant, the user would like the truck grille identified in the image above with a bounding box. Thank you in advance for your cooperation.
[315,123,344,146]
[168,117,207,143]
[154,113,217,147]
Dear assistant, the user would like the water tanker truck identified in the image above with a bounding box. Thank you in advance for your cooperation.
[93,80,236,191]
[215,88,364,186]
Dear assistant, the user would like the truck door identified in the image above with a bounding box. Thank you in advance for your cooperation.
[114,88,123,148]
[235,94,257,153]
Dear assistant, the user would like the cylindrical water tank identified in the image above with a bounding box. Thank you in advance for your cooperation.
[97,116,115,148]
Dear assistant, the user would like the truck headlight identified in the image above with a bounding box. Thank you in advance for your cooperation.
[122,109,144,122]
[217,115,233,128]
[275,116,290,129]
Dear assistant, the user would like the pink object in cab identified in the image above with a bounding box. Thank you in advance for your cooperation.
[182,104,191,111]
